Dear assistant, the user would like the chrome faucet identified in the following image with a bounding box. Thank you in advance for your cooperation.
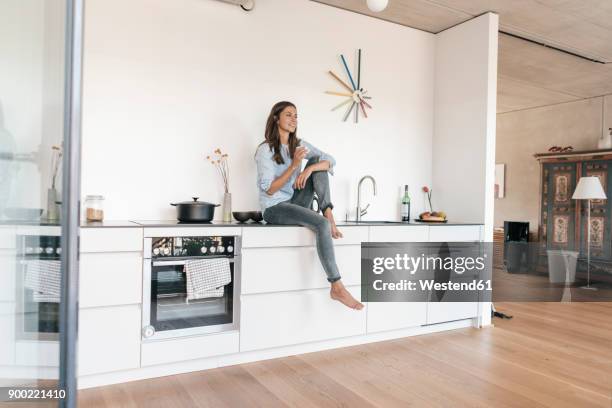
[356,175,377,221]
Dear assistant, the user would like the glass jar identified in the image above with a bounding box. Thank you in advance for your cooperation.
[85,195,105,222]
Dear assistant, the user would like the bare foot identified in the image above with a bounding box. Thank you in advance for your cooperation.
[330,281,364,310]
[324,208,343,239]
[331,224,343,239]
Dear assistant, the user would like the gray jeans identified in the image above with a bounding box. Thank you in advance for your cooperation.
[263,158,341,283]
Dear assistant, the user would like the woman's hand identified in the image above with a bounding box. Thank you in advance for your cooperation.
[293,167,312,190]
[291,146,308,170]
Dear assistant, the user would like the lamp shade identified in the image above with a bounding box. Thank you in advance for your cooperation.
[366,0,389,12]
[572,177,607,200]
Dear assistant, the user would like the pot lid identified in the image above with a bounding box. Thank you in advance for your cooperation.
[172,197,218,206]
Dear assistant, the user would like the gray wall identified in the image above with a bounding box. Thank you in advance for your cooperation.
[495,94,612,234]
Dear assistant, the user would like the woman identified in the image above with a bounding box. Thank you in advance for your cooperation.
[255,101,364,310]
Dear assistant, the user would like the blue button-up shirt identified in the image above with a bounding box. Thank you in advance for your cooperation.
[255,140,336,212]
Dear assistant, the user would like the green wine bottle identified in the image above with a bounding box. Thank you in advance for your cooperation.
[401,185,411,222]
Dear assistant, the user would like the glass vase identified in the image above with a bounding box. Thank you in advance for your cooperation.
[223,192,232,222]
[47,188,59,221]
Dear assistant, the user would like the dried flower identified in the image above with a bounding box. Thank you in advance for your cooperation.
[206,148,230,193]
[50,144,63,189]
[422,186,433,212]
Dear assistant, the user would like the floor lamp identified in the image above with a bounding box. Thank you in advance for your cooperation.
[572,176,607,290]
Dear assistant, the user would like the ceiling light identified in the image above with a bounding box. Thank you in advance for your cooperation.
[366,0,388,13]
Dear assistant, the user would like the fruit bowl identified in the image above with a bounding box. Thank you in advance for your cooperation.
[418,211,447,223]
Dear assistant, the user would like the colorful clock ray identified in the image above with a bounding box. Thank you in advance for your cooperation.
[326,49,373,123]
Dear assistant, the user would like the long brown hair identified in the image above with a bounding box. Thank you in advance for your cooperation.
[260,101,300,165]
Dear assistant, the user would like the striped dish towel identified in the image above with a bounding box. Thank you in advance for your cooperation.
[23,260,61,303]
[185,258,231,301]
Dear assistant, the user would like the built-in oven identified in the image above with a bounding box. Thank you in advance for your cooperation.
[16,234,62,341]
[141,235,241,341]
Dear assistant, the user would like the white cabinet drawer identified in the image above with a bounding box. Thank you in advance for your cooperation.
[242,226,367,248]
[80,228,143,253]
[0,303,15,365]
[427,302,478,324]
[367,302,427,333]
[428,226,481,242]
[0,227,16,249]
[241,245,361,294]
[143,227,241,238]
[369,226,428,242]
[78,305,141,376]
[240,286,366,352]
[80,253,142,308]
[141,331,239,367]
[0,253,16,302]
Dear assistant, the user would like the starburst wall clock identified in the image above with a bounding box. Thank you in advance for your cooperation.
[326,49,373,123]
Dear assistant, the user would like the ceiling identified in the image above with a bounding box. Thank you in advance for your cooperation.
[313,0,612,113]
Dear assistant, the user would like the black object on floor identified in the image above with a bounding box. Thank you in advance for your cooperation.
[492,311,513,319]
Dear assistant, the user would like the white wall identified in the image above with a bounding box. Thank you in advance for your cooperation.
[432,13,498,233]
[81,0,435,221]
[432,13,498,327]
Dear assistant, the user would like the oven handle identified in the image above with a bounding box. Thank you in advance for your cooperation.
[152,258,234,267]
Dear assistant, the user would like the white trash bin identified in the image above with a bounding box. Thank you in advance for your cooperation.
[546,250,578,284]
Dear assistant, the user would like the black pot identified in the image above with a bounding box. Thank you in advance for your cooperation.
[170,197,220,222]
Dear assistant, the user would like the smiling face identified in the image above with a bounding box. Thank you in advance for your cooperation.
[277,105,298,135]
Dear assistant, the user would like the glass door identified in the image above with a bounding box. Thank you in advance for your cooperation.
[0,0,82,406]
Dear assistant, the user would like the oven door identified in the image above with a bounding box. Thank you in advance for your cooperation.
[142,257,238,340]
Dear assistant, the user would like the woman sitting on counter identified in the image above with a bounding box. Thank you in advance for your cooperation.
[255,101,364,310]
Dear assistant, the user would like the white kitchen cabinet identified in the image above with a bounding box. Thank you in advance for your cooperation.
[241,245,361,294]
[141,330,239,367]
[240,286,366,352]
[369,225,429,242]
[80,253,142,308]
[425,228,481,324]
[0,227,16,250]
[427,302,478,324]
[80,227,143,253]
[15,340,58,367]
[143,227,241,238]
[0,252,16,302]
[0,303,15,365]
[242,226,367,248]
[78,305,141,376]
[367,302,427,333]
[428,225,480,242]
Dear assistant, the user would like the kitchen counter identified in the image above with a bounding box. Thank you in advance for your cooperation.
[81,221,141,228]
[80,219,484,228]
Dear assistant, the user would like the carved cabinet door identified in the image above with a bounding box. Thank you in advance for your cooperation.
[580,160,611,260]
[542,163,577,250]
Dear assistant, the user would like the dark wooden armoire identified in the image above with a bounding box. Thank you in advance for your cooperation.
[535,149,612,264]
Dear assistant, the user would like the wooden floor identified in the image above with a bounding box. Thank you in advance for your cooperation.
[77,302,612,408]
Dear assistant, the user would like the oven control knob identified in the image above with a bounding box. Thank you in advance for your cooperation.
[142,325,155,339]
[36,247,43,254]
[209,246,217,253]
[56,247,62,255]
[153,248,160,256]
[218,246,225,253]
[227,245,234,253]
[163,247,171,256]
[45,247,54,254]
[25,247,33,254]
[200,246,208,254]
